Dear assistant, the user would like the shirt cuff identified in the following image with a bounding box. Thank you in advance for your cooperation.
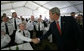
[28,39,32,42]
[38,38,40,41]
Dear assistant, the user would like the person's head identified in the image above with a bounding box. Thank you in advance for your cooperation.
[71,12,76,17]
[3,13,6,17]
[76,14,83,20]
[19,23,26,31]
[38,18,41,22]
[49,7,60,21]
[31,15,34,21]
[2,17,8,22]
[40,15,42,18]
[12,12,17,18]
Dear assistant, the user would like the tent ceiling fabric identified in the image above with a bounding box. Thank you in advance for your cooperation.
[1,1,83,16]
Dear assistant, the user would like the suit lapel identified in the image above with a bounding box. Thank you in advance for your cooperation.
[53,21,60,36]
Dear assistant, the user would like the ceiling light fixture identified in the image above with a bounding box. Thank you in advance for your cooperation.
[11,9,15,12]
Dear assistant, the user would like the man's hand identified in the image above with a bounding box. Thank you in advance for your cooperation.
[31,38,40,44]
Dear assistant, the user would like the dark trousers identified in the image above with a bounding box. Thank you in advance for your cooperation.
[29,30,37,38]
[9,30,17,46]
[36,31,43,38]
[29,30,33,38]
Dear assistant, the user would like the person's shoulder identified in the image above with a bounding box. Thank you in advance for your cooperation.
[61,16,75,21]
[49,21,55,26]
[61,16,77,24]
[61,16,74,19]
[7,22,11,25]
[1,22,4,24]
[16,18,21,20]
[28,20,31,22]
[24,29,28,32]
[25,30,30,33]
[16,29,21,33]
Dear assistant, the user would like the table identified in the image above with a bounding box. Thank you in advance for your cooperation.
[1,43,33,50]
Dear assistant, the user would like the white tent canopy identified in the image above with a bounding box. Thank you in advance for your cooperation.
[1,1,83,19]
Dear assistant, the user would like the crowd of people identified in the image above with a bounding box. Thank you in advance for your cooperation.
[1,12,49,49]
[1,7,83,50]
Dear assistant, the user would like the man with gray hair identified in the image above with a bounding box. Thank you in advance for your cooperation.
[33,7,82,50]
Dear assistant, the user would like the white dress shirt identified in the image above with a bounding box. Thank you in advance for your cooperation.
[26,20,36,31]
[1,34,11,48]
[35,22,44,31]
[55,16,61,29]
[15,29,32,44]
[1,22,14,36]
[9,18,22,30]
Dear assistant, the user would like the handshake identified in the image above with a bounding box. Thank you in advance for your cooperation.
[31,38,40,44]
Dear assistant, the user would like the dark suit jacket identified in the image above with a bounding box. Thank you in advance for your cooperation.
[39,16,82,50]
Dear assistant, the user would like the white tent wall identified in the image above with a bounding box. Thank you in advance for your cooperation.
[33,7,49,20]
[1,1,83,19]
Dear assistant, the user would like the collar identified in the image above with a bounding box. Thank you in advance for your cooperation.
[18,29,25,32]
[55,16,61,22]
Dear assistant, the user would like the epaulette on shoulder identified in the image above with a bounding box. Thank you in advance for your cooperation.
[19,30,21,32]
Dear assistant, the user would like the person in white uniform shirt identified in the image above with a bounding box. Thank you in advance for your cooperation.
[9,12,22,46]
[1,31,11,48]
[15,22,39,44]
[1,17,13,36]
[35,18,44,37]
[26,15,36,38]
[10,12,22,31]
[20,16,27,24]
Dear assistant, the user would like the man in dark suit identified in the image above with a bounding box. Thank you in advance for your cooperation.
[33,7,82,50]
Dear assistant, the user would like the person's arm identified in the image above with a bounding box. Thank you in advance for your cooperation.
[16,32,40,44]
[38,23,52,41]
[16,32,32,42]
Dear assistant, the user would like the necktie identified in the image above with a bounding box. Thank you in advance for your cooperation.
[56,21,62,35]
[33,22,35,31]
[5,23,9,35]
[38,23,40,31]
[23,31,25,36]
[23,31,27,43]
[14,18,17,30]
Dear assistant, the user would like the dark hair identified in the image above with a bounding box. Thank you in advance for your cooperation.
[71,12,75,14]
[12,12,16,15]
[78,14,83,17]
[18,22,26,27]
